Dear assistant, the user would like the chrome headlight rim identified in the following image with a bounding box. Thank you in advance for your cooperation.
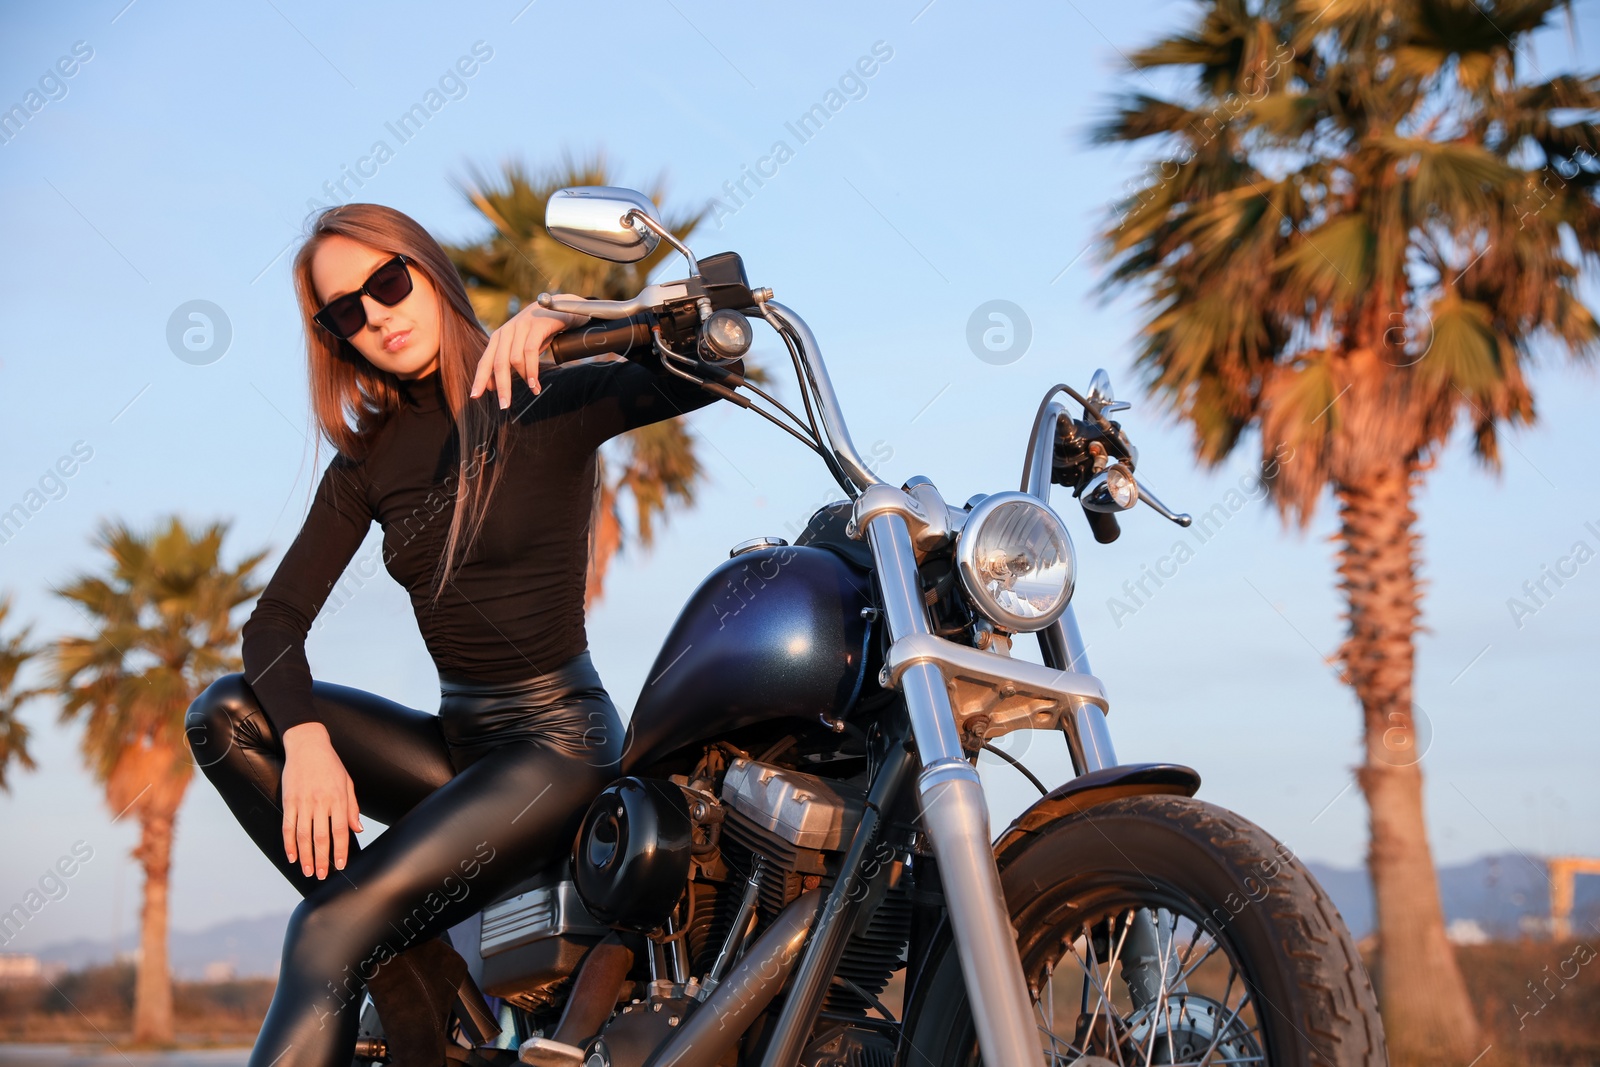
[954,490,1076,634]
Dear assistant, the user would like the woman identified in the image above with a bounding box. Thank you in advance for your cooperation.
[185,202,739,1067]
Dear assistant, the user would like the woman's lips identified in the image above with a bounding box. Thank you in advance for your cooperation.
[383,329,411,352]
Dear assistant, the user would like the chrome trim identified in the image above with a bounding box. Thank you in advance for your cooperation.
[535,280,691,319]
[1024,400,1069,502]
[881,631,1108,739]
[1074,702,1119,773]
[518,1036,585,1066]
[953,490,1076,633]
[1082,465,1139,513]
[624,208,700,276]
[701,867,763,997]
[761,301,885,495]
[843,482,931,541]
[479,880,607,957]
[1138,480,1194,527]
[1022,392,1110,776]
[544,186,660,263]
[902,478,955,554]
[1053,604,1094,673]
[721,758,865,851]
[1087,367,1130,414]
[916,756,1046,1067]
[728,535,788,558]
[858,503,1046,1067]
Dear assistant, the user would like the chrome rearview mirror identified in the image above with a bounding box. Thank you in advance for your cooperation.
[1087,368,1114,406]
[545,186,662,263]
[1086,368,1131,415]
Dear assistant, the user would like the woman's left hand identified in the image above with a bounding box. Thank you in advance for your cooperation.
[471,305,590,409]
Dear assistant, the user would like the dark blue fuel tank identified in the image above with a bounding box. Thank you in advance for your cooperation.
[621,540,875,773]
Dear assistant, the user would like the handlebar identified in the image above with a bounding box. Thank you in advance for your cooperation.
[1083,509,1122,544]
[546,312,657,364]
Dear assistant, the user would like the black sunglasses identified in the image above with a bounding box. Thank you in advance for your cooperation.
[313,254,414,339]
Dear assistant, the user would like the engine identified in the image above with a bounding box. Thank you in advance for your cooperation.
[478,743,911,1065]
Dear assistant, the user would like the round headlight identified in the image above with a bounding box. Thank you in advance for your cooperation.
[954,492,1076,633]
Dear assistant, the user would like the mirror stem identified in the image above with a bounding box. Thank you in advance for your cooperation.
[626,210,700,276]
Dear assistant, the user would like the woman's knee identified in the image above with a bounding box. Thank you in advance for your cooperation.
[279,892,376,1025]
[185,672,267,768]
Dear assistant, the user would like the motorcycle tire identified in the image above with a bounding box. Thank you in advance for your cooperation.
[899,794,1386,1067]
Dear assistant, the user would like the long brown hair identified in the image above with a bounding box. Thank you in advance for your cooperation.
[292,202,511,603]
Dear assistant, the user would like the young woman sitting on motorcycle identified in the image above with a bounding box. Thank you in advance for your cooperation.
[185,201,740,1067]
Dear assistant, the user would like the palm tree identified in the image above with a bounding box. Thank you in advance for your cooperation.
[1090,0,1598,1059]
[443,152,766,609]
[50,517,265,1044]
[0,592,43,791]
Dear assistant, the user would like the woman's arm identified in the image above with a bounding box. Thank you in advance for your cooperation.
[469,305,588,408]
[240,453,372,879]
[554,344,746,449]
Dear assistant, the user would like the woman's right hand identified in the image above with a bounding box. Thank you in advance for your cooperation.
[281,722,364,879]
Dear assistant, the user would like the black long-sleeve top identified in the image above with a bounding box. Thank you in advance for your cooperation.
[240,349,736,735]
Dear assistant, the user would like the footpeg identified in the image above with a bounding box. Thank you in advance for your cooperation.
[517,1036,587,1066]
[352,1037,388,1061]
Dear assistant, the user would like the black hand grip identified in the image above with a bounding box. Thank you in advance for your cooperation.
[1084,507,1121,544]
[546,312,656,364]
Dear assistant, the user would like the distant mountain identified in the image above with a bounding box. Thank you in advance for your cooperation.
[1305,852,1600,941]
[32,912,289,979]
[22,852,1600,979]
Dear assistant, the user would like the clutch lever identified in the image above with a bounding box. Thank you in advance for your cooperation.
[537,281,690,318]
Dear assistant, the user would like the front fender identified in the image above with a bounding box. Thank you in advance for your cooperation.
[992,762,1202,871]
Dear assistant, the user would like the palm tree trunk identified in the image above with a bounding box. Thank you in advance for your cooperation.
[1335,462,1480,1063]
[130,805,176,1045]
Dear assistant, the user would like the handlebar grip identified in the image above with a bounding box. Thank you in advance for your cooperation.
[1084,507,1121,544]
[546,313,656,364]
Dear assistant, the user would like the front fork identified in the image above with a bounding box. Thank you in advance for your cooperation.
[1039,602,1178,1016]
[859,485,1168,1062]
[862,506,1048,1067]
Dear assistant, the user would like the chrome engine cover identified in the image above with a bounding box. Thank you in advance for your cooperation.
[479,879,607,957]
[721,757,865,851]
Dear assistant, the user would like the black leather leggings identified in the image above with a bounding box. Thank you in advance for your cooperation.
[185,651,625,1067]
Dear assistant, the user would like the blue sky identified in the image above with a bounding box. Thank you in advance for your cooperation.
[1,0,1597,953]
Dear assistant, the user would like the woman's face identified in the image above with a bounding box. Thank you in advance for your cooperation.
[310,234,442,379]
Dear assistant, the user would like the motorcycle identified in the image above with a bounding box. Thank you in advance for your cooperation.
[352,186,1386,1067]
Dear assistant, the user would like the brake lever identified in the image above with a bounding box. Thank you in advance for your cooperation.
[1136,481,1192,527]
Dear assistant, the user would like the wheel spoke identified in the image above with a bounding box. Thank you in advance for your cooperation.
[1192,989,1253,1067]
[1076,926,1117,1065]
[1034,958,1090,1065]
[1172,932,1224,988]
[1026,900,1268,1067]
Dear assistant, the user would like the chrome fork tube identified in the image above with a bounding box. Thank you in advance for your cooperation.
[1022,400,1120,776]
[866,510,1046,1067]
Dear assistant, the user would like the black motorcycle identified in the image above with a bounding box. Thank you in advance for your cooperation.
[352,186,1386,1067]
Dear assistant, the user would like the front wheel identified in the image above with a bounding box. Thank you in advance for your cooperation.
[900,795,1386,1067]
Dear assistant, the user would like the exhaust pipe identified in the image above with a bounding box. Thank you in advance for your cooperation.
[642,887,821,1067]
